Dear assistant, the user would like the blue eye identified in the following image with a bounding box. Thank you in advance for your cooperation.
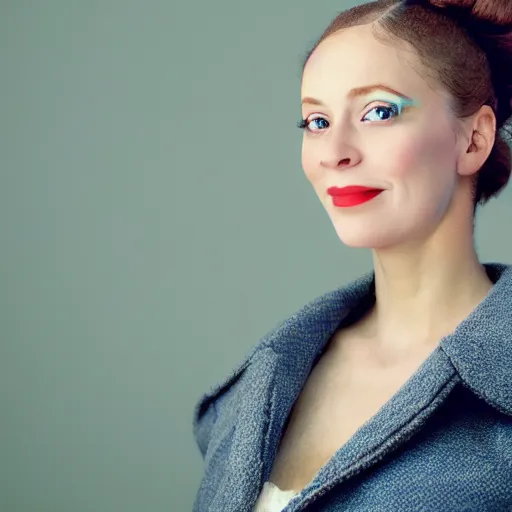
[298,101,406,133]
[297,117,330,132]
[362,103,401,122]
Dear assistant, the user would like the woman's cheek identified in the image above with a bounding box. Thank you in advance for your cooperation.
[384,140,425,180]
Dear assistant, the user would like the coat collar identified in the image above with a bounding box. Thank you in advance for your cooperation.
[198,262,512,418]
[265,261,512,416]
[440,262,512,415]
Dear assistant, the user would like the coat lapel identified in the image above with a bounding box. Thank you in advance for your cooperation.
[208,347,280,511]
[285,346,461,510]
[207,272,376,510]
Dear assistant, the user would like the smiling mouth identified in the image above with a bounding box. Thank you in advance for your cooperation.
[329,189,384,207]
[327,185,384,196]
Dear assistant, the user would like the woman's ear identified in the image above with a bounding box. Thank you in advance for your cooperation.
[456,105,496,178]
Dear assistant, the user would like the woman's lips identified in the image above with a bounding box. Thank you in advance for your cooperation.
[327,186,384,208]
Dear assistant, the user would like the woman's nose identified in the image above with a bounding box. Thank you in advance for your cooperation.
[321,148,361,170]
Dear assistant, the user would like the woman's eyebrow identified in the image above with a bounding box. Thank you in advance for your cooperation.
[301,84,414,106]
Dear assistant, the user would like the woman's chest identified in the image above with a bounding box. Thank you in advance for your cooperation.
[267,343,434,493]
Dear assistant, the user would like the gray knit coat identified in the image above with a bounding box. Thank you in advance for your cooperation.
[192,262,512,511]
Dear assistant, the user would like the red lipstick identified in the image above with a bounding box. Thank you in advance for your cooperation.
[327,186,384,208]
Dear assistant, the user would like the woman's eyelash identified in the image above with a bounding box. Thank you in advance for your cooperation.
[297,103,402,131]
[297,117,330,131]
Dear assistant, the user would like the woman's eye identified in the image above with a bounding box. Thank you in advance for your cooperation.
[297,103,401,133]
[298,117,329,132]
[362,103,400,122]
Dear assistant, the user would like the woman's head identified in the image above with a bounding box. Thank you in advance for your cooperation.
[299,0,512,249]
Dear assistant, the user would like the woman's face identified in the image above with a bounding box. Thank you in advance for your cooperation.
[300,24,466,249]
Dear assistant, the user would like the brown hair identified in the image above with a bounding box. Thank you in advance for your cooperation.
[301,0,512,211]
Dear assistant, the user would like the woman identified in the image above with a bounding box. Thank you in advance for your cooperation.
[193,0,512,510]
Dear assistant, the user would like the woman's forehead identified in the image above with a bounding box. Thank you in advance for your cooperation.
[301,27,443,107]
[304,27,413,81]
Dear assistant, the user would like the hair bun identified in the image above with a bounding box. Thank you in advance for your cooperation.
[404,0,512,26]
[405,0,512,126]
[425,0,512,26]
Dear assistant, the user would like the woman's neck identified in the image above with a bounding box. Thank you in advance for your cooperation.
[362,241,493,355]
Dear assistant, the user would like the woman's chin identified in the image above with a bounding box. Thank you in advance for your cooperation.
[332,225,400,249]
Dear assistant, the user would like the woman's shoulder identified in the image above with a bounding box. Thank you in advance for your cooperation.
[440,262,512,416]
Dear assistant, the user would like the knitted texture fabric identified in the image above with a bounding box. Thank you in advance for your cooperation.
[192,263,512,511]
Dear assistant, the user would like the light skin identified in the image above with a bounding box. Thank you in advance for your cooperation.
[300,23,497,360]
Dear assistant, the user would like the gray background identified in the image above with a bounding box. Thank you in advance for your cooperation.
[2,1,511,510]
